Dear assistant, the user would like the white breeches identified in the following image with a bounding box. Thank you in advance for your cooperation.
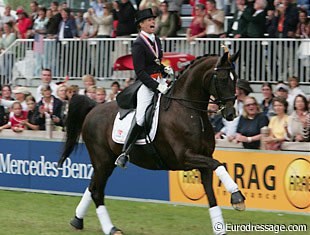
[136,77,165,126]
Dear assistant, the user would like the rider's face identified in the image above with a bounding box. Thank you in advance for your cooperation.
[140,18,156,34]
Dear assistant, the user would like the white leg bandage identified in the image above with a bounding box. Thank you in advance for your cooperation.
[96,205,114,235]
[215,165,238,193]
[209,206,226,235]
[76,187,93,219]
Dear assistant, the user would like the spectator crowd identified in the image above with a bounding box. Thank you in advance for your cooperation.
[0,0,309,151]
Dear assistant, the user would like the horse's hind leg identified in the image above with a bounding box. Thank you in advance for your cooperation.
[200,168,226,235]
[70,178,95,230]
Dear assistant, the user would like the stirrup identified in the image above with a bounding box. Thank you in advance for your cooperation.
[115,153,129,169]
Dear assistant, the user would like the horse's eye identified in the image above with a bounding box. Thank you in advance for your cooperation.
[230,72,234,81]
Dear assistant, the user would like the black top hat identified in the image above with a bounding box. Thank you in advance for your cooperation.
[237,79,253,94]
[135,8,156,25]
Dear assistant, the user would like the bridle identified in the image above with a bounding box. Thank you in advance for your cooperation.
[164,60,236,113]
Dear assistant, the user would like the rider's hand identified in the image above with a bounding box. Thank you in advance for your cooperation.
[157,84,169,94]
[164,66,174,76]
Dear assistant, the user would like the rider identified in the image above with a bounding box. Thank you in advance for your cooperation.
[115,8,173,168]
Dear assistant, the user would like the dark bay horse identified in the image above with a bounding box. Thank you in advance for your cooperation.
[58,51,245,235]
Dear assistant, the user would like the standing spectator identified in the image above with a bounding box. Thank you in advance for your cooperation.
[204,0,225,37]
[58,8,78,39]
[15,9,33,39]
[107,81,121,102]
[115,0,137,37]
[0,22,16,82]
[35,85,63,130]
[96,87,107,104]
[29,1,39,23]
[233,96,269,149]
[46,1,62,38]
[75,10,86,37]
[221,0,248,38]
[88,5,113,38]
[295,9,310,38]
[287,95,310,142]
[80,13,98,39]
[155,1,178,38]
[190,0,207,16]
[244,0,267,38]
[90,0,105,17]
[0,102,28,132]
[166,0,183,14]
[36,68,58,101]
[22,95,39,130]
[1,5,16,24]
[139,0,161,15]
[186,3,206,41]
[260,82,275,119]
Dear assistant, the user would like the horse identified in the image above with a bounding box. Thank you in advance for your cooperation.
[58,51,245,235]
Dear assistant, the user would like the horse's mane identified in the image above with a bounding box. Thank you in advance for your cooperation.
[176,54,219,79]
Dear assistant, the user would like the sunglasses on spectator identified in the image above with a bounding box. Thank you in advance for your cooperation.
[245,103,256,107]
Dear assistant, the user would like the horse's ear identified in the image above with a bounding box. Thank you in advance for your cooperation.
[229,50,240,63]
[219,52,229,66]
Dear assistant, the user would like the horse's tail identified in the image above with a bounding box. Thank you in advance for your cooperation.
[58,94,96,167]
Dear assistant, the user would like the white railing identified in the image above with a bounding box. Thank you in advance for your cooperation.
[0,38,309,86]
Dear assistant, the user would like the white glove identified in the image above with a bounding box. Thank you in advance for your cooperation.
[157,83,169,94]
[164,66,174,76]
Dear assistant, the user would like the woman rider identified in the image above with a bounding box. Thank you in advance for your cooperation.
[115,8,173,168]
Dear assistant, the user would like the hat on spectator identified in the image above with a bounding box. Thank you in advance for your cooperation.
[16,9,24,15]
[135,8,156,25]
[12,87,30,94]
[275,84,289,92]
[237,79,253,94]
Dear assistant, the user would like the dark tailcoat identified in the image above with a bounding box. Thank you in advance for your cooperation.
[132,35,166,91]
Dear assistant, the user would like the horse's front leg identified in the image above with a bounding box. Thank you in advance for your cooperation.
[200,168,226,235]
[185,149,245,210]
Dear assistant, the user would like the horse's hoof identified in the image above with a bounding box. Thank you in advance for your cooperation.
[231,191,246,211]
[70,216,84,230]
[110,226,123,235]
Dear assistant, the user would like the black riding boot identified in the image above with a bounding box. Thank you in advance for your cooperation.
[115,122,143,168]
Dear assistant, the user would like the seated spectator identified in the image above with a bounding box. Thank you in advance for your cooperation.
[265,97,289,149]
[79,74,96,95]
[1,85,14,101]
[235,79,253,116]
[88,4,113,38]
[207,101,223,134]
[287,95,310,142]
[56,84,69,129]
[15,9,33,39]
[260,82,275,119]
[96,87,107,104]
[22,95,39,130]
[124,77,135,88]
[233,96,269,149]
[106,81,120,102]
[0,104,7,126]
[186,4,207,41]
[295,9,310,38]
[1,86,31,112]
[204,0,225,37]
[243,0,267,38]
[36,69,58,101]
[274,82,293,114]
[56,84,68,101]
[155,1,178,38]
[86,85,97,100]
[287,76,306,113]
[35,85,63,130]
[66,85,80,100]
[0,102,28,132]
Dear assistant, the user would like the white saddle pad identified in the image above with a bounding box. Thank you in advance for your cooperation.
[112,96,161,145]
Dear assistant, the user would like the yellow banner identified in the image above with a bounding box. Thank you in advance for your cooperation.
[169,150,310,213]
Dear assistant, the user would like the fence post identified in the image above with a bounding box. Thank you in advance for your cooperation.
[45,114,53,139]
[260,126,270,150]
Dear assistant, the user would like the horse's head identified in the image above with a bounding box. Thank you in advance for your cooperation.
[209,50,240,121]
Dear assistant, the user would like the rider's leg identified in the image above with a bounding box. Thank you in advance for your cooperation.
[115,84,154,168]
